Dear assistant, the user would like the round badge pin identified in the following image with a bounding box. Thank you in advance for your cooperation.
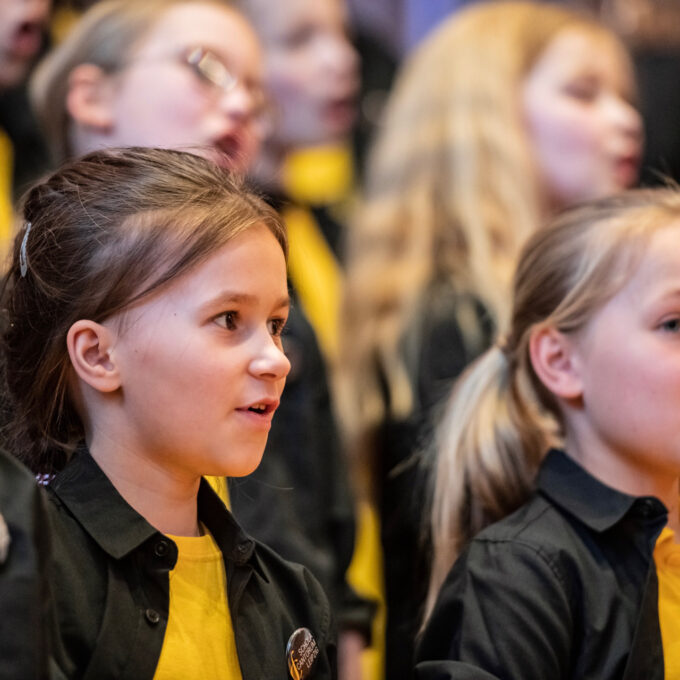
[0,512,10,565]
[286,627,319,680]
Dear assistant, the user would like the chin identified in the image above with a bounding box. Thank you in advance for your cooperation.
[220,449,266,478]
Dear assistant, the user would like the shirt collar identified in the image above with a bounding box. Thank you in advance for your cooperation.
[49,447,256,563]
[537,448,667,533]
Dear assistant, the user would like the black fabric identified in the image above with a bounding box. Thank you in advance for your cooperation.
[635,49,680,186]
[0,450,52,680]
[415,449,666,680]
[380,285,494,680]
[0,84,50,199]
[46,447,337,680]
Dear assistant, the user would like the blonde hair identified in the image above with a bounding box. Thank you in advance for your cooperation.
[30,0,237,164]
[425,187,680,623]
[338,1,628,489]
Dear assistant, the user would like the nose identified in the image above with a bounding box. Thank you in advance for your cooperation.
[608,94,643,143]
[320,32,359,83]
[25,0,50,22]
[248,333,291,382]
[217,81,259,122]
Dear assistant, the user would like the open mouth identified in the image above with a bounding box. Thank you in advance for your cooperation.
[247,403,274,415]
[613,154,640,188]
[212,133,246,170]
[11,22,43,59]
[236,401,278,418]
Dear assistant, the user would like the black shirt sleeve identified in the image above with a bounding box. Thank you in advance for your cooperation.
[415,538,573,680]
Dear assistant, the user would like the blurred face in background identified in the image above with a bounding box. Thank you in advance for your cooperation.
[0,0,50,89]
[92,2,265,173]
[522,27,643,210]
[245,0,359,149]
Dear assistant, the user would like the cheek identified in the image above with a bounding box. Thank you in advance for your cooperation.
[587,352,670,437]
[528,105,609,204]
[148,351,233,422]
[268,58,316,112]
[116,76,210,143]
[531,105,602,160]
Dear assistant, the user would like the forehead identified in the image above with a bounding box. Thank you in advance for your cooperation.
[245,0,346,38]
[620,223,680,298]
[135,2,262,70]
[160,223,287,301]
[573,223,680,346]
[528,26,633,91]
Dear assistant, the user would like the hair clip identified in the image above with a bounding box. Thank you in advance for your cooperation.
[19,221,32,278]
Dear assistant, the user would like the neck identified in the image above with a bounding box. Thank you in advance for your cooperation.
[88,431,202,537]
[564,425,679,515]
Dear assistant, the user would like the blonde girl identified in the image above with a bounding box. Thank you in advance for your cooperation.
[1,147,335,679]
[418,188,680,679]
[338,3,642,674]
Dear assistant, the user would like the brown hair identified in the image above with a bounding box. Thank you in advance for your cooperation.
[30,0,238,163]
[425,187,680,623]
[1,146,285,475]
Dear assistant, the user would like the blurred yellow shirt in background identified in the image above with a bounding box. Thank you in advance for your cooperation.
[655,526,680,679]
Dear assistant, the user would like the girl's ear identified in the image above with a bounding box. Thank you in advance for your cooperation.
[67,320,121,393]
[529,325,583,401]
[66,63,115,131]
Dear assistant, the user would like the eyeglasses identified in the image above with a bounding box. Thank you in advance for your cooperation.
[184,46,237,92]
[181,46,271,124]
[122,46,273,127]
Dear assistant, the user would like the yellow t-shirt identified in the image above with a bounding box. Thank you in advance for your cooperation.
[153,528,242,680]
[206,475,230,508]
[655,526,680,679]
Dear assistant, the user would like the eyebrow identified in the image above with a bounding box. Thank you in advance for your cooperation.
[202,291,291,311]
[656,287,680,301]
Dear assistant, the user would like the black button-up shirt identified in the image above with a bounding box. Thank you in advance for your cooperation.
[415,449,667,680]
[46,448,336,680]
[0,450,52,680]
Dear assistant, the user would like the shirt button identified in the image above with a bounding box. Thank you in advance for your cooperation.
[640,499,655,517]
[145,608,161,625]
[154,540,169,557]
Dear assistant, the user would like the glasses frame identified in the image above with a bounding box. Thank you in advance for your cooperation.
[120,45,274,128]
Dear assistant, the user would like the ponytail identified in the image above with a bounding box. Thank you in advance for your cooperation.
[423,188,680,626]
[424,340,559,624]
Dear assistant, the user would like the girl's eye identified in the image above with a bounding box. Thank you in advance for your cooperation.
[283,25,316,49]
[267,317,287,337]
[563,80,598,102]
[216,311,238,331]
[660,317,680,333]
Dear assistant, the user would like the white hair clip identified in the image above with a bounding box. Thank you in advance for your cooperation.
[19,221,32,278]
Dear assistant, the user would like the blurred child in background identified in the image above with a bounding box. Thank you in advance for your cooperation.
[338,3,642,676]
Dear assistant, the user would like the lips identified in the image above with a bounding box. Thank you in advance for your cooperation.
[214,132,240,157]
[212,131,252,172]
[9,22,44,59]
[320,92,358,136]
[613,152,641,188]
[235,399,280,426]
[244,401,277,415]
